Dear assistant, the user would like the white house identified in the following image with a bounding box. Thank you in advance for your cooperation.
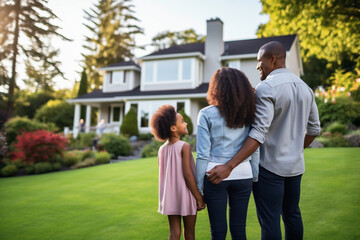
[68,18,303,137]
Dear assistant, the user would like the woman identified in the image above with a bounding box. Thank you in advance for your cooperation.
[195,67,259,240]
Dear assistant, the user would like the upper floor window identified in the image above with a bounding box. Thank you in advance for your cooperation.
[108,70,126,84]
[144,58,192,83]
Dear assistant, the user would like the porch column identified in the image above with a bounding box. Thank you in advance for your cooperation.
[73,104,81,138]
[85,105,91,133]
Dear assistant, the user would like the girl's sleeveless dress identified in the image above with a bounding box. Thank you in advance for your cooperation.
[158,140,197,216]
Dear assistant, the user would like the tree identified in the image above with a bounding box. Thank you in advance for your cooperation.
[0,0,70,120]
[179,108,193,135]
[82,0,143,89]
[257,0,360,88]
[77,69,88,97]
[151,28,205,50]
[23,38,64,93]
[120,107,139,137]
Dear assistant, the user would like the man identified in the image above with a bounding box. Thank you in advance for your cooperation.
[207,41,321,239]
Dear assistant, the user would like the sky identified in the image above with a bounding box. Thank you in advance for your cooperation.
[47,0,269,89]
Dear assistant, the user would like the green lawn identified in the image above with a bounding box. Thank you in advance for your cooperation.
[0,148,359,240]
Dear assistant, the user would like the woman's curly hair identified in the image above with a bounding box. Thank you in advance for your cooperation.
[150,105,177,141]
[207,67,256,128]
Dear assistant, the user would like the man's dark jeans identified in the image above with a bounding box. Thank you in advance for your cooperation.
[253,166,303,240]
[204,177,252,240]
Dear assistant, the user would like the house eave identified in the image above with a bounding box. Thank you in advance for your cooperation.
[98,65,141,72]
[67,93,207,104]
[220,53,258,60]
[140,52,206,61]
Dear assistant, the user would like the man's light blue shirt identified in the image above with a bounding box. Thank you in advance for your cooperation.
[248,68,321,177]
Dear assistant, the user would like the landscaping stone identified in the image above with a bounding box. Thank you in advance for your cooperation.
[309,140,324,148]
[344,134,360,147]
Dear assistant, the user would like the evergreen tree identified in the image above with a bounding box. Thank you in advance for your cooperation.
[179,108,193,135]
[0,0,70,120]
[82,0,143,89]
[120,107,139,137]
[152,28,205,50]
[77,69,88,97]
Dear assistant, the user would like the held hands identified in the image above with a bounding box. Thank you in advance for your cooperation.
[206,164,232,184]
[197,196,206,211]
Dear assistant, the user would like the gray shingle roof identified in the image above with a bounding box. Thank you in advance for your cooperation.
[75,83,209,100]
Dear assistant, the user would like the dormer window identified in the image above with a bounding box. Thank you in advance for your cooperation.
[143,58,192,83]
[108,70,126,84]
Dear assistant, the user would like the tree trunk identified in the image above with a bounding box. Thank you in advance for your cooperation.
[6,0,21,120]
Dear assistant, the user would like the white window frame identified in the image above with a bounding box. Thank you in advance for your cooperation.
[142,58,194,84]
[110,104,124,124]
[110,70,126,85]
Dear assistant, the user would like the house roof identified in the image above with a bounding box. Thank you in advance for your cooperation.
[140,34,297,59]
[69,83,209,102]
[100,60,140,68]
[222,34,296,56]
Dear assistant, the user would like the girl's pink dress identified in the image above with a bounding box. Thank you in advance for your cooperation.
[158,140,197,216]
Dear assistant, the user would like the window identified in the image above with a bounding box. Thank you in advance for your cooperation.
[227,60,240,69]
[143,59,193,83]
[107,72,113,84]
[107,106,111,123]
[140,102,150,128]
[177,102,185,112]
[182,59,191,80]
[112,71,124,84]
[157,59,178,82]
[145,62,154,82]
[112,107,121,122]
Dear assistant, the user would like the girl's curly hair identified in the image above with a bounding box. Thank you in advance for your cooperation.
[207,67,256,128]
[150,105,177,141]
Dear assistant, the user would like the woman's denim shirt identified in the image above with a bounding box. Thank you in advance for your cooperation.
[195,105,259,195]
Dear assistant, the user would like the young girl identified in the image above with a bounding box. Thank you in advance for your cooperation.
[150,105,205,240]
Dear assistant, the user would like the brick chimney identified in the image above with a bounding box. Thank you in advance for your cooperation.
[204,18,224,83]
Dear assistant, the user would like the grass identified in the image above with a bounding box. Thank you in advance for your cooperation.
[0,148,359,240]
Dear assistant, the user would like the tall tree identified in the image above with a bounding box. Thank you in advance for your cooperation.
[257,0,360,63]
[0,0,69,120]
[23,38,64,93]
[77,68,88,97]
[82,0,143,89]
[151,28,205,50]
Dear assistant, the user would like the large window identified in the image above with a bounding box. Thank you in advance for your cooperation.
[158,59,178,81]
[140,102,150,127]
[226,60,240,69]
[143,58,193,83]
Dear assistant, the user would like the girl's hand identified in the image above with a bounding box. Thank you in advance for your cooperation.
[197,197,206,211]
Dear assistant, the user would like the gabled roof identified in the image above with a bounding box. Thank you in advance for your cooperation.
[140,34,297,59]
[68,83,209,103]
[223,34,296,56]
[98,60,140,71]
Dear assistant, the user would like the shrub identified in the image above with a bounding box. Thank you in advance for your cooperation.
[52,162,62,171]
[63,152,81,167]
[81,150,94,160]
[4,117,57,145]
[316,97,360,126]
[34,162,52,174]
[138,133,153,141]
[1,164,18,177]
[25,164,35,174]
[141,139,163,158]
[100,133,131,157]
[78,132,97,149]
[95,151,111,164]
[120,107,139,137]
[179,108,193,135]
[0,129,8,160]
[72,158,96,169]
[327,136,351,147]
[11,130,68,165]
[325,122,348,135]
[49,154,63,164]
[34,100,74,130]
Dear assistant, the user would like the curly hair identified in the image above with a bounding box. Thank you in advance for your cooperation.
[150,105,177,141]
[207,67,256,128]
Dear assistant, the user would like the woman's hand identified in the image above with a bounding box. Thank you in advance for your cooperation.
[197,197,206,211]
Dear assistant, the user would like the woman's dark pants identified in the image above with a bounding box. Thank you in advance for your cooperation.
[204,177,252,240]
